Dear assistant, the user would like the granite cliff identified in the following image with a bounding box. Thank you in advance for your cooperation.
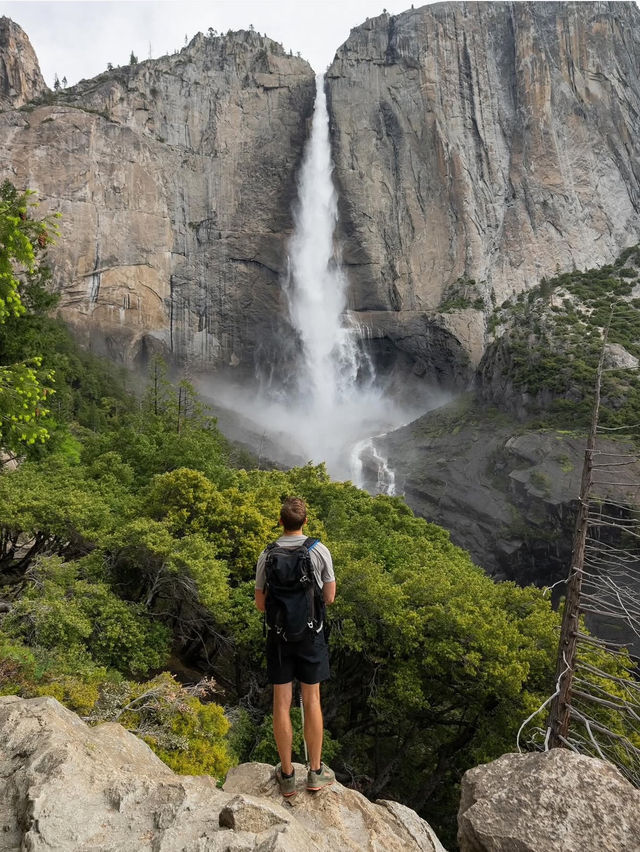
[327,1,640,372]
[0,17,46,109]
[4,3,640,382]
[0,18,314,373]
[376,396,640,594]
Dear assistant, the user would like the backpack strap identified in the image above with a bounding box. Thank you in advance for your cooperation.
[302,537,326,632]
[263,542,278,637]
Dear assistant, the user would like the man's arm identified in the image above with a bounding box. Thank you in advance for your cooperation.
[255,549,267,611]
[323,581,336,605]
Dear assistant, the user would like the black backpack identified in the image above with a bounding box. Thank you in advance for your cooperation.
[264,537,324,642]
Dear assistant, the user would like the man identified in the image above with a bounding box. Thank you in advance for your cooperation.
[255,496,336,796]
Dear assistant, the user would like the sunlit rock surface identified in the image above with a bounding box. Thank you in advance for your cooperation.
[0,24,314,371]
[458,749,640,852]
[5,4,640,380]
[327,1,640,368]
[0,695,445,851]
[0,17,46,109]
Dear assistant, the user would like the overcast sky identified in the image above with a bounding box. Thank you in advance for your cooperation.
[3,0,422,86]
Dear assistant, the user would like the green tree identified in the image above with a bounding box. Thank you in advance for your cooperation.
[0,181,58,454]
[4,556,171,677]
[0,453,124,576]
[90,673,234,778]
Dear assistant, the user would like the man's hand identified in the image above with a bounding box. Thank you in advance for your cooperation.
[255,588,266,612]
[323,581,336,605]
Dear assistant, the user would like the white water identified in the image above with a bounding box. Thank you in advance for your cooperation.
[282,74,414,486]
[285,76,362,410]
[350,437,397,496]
[199,75,448,488]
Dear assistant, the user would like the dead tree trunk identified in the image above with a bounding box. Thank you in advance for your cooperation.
[547,327,607,748]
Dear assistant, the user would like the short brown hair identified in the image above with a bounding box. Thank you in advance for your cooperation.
[280,497,307,532]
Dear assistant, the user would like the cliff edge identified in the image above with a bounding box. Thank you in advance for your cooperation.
[0,695,445,851]
[0,17,47,109]
[0,22,314,373]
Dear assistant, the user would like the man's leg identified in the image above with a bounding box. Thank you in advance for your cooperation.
[272,682,294,774]
[301,681,323,771]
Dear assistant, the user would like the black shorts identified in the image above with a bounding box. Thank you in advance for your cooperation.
[266,631,330,685]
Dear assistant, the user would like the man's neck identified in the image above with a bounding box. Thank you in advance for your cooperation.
[281,529,304,537]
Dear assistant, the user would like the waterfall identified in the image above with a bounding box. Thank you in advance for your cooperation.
[274,74,418,487]
[350,437,397,496]
[282,74,394,484]
[285,74,362,410]
[199,76,446,490]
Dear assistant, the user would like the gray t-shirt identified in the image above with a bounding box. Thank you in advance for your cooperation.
[255,534,335,591]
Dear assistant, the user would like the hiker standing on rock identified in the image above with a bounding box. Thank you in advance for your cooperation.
[255,496,336,796]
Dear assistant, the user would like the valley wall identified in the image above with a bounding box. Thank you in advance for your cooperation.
[327,1,640,371]
[0,18,315,373]
[5,4,640,382]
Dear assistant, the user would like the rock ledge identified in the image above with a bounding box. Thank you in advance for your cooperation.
[0,695,444,851]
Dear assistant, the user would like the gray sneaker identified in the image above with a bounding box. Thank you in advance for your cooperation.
[275,764,297,797]
[306,763,335,791]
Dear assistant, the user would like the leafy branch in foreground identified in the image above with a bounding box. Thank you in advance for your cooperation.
[0,181,59,454]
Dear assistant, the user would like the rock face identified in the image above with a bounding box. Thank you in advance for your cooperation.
[0,694,445,851]
[5,4,640,381]
[0,17,47,109]
[377,397,640,595]
[327,1,640,371]
[0,26,314,372]
[458,749,640,852]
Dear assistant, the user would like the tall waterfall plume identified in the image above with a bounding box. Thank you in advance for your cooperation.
[282,75,407,483]
[199,76,445,487]
[286,75,364,414]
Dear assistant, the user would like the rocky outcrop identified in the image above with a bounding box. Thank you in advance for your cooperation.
[0,17,47,109]
[0,26,314,372]
[376,397,640,618]
[0,694,445,851]
[327,1,640,371]
[458,749,640,851]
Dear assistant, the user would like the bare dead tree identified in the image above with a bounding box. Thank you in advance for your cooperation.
[519,307,640,785]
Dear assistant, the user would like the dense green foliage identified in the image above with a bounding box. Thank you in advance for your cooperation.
[0,350,564,847]
[1,397,564,842]
[482,246,640,429]
[0,181,59,451]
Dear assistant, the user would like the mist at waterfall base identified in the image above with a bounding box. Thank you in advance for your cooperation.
[197,77,450,489]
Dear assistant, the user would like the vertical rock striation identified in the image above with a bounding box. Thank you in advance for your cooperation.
[327,1,640,370]
[0,24,315,371]
[4,5,640,380]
